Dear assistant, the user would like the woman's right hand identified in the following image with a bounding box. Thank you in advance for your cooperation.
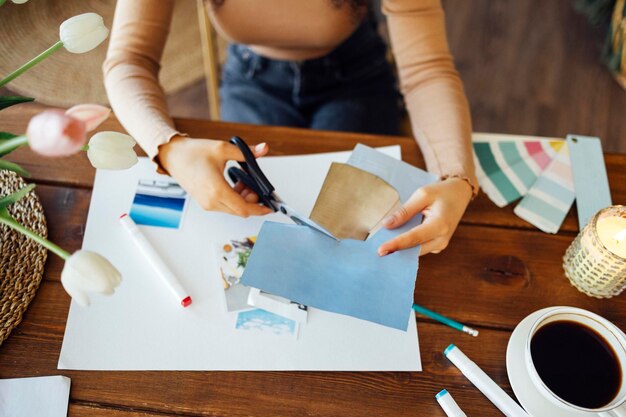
[158,135,273,217]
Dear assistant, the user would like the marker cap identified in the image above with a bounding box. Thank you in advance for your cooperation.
[444,344,456,356]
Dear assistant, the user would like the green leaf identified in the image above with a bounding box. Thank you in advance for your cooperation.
[0,132,18,141]
[0,0,6,7]
[0,96,34,111]
[0,183,35,209]
[0,159,30,177]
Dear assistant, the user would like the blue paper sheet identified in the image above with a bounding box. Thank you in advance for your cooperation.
[241,145,437,330]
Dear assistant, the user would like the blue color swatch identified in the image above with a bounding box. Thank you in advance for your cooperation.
[566,135,612,228]
[130,193,186,229]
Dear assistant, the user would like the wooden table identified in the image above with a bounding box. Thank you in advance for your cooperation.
[1,105,625,416]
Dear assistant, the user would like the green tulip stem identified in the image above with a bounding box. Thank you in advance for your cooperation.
[0,135,28,155]
[0,208,71,260]
[0,41,64,88]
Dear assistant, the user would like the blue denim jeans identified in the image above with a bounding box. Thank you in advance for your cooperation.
[220,17,402,135]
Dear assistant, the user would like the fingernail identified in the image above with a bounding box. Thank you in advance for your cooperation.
[378,249,389,257]
[255,143,267,153]
[383,216,395,227]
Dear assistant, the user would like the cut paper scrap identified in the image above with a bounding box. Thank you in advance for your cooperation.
[310,162,400,240]
[473,133,564,207]
[0,375,71,417]
[241,144,437,331]
[514,145,575,234]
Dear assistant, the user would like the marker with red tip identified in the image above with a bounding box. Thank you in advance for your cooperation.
[120,213,192,308]
[181,296,192,307]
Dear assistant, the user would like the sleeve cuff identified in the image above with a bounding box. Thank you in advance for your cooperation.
[151,129,189,175]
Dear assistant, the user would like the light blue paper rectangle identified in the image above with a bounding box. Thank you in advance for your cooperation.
[241,222,419,330]
[567,135,612,229]
[241,145,436,331]
[347,144,437,203]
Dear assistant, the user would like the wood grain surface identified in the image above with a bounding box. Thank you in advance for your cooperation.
[2,0,625,414]
[1,103,625,416]
[443,0,626,154]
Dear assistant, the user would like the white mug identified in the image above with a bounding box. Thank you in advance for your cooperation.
[524,307,626,416]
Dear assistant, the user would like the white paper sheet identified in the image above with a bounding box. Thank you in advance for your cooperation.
[58,146,422,371]
[0,376,71,417]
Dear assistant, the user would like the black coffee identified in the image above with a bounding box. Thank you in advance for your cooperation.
[530,320,622,409]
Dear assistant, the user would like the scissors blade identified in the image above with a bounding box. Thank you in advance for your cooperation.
[275,202,338,241]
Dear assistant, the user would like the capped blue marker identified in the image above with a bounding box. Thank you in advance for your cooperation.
[444,344,456,357]
[436,389,449,399]
[435,388,467,417]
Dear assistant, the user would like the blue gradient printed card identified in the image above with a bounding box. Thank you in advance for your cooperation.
[235,308,297,338]
[241,145,437,331]
[129,179,187,229]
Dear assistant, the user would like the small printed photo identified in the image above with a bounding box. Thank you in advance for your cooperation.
[216,236,256,312]
[235,308,298,338]
[129,178,187,229]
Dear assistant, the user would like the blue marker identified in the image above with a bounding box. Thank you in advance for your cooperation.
[436,389,467,417]
[412,304,479,337]
[444,344,529,417]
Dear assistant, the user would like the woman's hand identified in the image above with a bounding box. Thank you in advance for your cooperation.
[158,135,273,217]
[377,178,473,256]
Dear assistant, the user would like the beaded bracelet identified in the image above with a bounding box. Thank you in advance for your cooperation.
[440,174,479,200]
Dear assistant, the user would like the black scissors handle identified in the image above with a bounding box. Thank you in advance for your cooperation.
[227,136,277,210]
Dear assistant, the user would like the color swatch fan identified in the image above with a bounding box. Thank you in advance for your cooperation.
[473,133,575,234]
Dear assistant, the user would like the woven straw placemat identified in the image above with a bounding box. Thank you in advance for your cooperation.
[0,171,47,347]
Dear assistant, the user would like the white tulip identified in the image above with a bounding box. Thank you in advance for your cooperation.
[59,13,109,54]
[61,250,122,307]
[87,131,138,170]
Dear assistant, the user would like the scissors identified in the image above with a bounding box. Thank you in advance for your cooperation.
[227,136,337,240]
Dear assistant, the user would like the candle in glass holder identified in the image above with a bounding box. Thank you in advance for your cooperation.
[563,206,626,298]
[596,216,626,258]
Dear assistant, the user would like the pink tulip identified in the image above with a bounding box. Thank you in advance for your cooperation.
[26,110,87,157]
[65,104,111,132]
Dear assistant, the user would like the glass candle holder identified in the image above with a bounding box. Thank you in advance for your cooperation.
[563,206,626,298]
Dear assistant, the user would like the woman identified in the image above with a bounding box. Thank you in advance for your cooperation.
[103,0,478,256]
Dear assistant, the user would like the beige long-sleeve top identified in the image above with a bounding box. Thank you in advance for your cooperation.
[103,0,478,194]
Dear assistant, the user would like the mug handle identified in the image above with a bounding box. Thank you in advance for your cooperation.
[599,404,626,417]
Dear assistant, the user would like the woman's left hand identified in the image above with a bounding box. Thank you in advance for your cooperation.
[377,178,473,256]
